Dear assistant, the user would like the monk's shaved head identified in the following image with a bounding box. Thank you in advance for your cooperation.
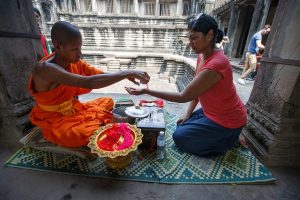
[51,21,81,44]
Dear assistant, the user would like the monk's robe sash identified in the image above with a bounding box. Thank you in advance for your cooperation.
[38,99,76,116]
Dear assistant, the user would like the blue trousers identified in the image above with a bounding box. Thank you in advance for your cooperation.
[173,109,243,157]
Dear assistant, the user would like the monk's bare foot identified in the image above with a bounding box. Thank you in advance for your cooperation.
[239,134,248,148]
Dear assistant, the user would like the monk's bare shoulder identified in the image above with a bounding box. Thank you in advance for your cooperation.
[32,62,45,76]
[32,61,92,91]
[33,61,65,79]
[32,62,60,92]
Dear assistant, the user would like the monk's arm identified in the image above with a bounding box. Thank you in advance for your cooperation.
[33,62,149,89]
[128,69,221,103]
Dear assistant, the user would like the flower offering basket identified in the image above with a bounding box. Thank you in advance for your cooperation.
[88,123,143,169]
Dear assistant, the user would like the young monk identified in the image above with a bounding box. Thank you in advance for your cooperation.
[126,13,247,156]
[29,21,150,147]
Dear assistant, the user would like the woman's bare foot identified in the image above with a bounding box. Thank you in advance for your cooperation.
[239,134,248,148]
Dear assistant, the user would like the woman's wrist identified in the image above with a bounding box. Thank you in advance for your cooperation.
[185,112,191,118]
[144,87,150,94]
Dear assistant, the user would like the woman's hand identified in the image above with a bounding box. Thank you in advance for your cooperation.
[127,70,150,85]
[177,114,191,125]
[125,87,148,96]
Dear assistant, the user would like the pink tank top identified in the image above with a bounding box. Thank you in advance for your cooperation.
[195,51,247,128]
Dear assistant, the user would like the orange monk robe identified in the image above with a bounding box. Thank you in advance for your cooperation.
[29,53,114,147]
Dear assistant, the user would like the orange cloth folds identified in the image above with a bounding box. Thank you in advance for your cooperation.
[38,99,76,116]
[29,54,114,147]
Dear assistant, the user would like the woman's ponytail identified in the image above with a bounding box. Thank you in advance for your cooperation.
[216,29,224,43]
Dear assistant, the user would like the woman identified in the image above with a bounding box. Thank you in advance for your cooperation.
[215,31,230,51]
[126,13,247,157]
[33,7,52,57]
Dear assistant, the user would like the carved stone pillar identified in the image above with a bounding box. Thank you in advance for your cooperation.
[225,2,239,58]
[50,0,58,21]
[190,0,196,15]
[0,0,41,145]
[113,0,120,14]
[177,0,183,16]
[243,0,300,166]
[91,0,97,12]
[75,0,80,12]
[38,0,56,22]
[242,0,271,59]
[155,0,160,16]
[61,0,67,11]
[133,0,139,15]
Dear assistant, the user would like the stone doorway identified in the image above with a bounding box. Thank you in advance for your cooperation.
[231,5,254,58]
[235,5,254,58]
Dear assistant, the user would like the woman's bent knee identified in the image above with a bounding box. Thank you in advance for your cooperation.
[172,128,189,148]
[172,129,182,144]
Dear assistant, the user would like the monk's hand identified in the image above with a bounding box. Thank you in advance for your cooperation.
[127,70,150,85]
[125,87,148,96]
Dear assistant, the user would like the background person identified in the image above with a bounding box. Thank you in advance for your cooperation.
[238,25,271,85]
[33,7,52,56]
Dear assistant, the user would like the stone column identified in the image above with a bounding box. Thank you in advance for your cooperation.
[177,0,183,16]
[61,0,67,11]
[113,0,120,14]
[91,0,97,12]
[191,0,196,15]
[66,0,71,11]
[133,0,139,15]
[242,0,271,59]
[50,0,59,22]
[0,0,41,145]
[155,0,160,16]
[243,0,300,166]
[48,1,57,22]
[225,2,239,57]
[75,0,80,12]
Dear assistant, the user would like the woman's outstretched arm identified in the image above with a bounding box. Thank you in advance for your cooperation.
[126,69,222,103]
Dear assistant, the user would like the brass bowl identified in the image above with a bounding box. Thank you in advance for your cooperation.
[88,123,143,169]
[105,153,132,170]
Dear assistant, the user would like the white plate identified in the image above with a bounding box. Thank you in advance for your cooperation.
[125,106,150,118]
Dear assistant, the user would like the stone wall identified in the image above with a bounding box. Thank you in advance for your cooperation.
[0,0,42,145]
[32,0,211,57]
[243,0,300,166]
[44,15,189,54]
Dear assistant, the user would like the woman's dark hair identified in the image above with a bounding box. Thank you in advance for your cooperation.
[188,13,224,44]
[216,29,224,43]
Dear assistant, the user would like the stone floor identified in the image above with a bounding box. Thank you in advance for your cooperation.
[1,72,300,200]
